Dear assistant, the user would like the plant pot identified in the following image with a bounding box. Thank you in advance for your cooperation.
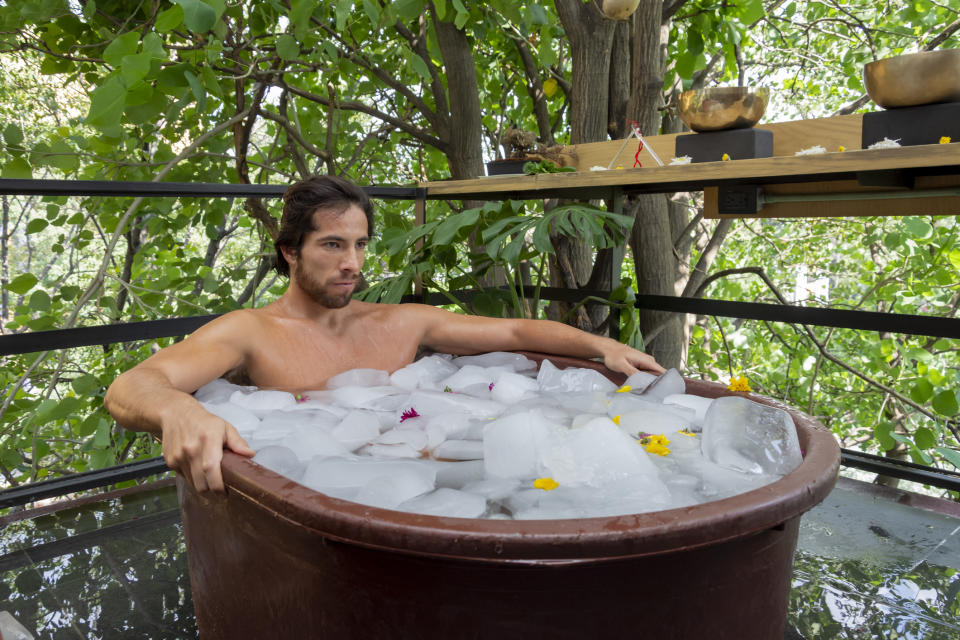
[485,159,529,176]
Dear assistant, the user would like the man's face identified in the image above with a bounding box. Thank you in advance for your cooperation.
[285,204,369,309]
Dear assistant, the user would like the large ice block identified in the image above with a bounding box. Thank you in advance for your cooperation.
[482,410,555,479]
[397,488,487,518]
[641,368,686,402]
[536,359,618,393]
[326,368,391,389]
[389,355,458,391]
[701,396,802,475]
[452,351,537,372]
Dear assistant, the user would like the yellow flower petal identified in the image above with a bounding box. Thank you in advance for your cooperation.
[726,376,752,393]
[644,442,671,456]
[616,385,631,393]
[678,428,696,437]
[721,153,731,161]
[533,477,559,491]
[940,136,952,144]
[838,145,846,152]
[612,415,621,425]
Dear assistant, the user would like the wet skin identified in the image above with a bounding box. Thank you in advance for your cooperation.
[104,205,665,493]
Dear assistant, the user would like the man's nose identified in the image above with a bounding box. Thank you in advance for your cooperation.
[341,249,361,272]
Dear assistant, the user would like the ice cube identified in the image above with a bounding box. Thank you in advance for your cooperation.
[300,458,436,493]
[434,460,485,488]
[361,443,422,459]
[490,371,540,404]
[331,410,382,450]
[390,355,459,391]
[540,417,665,487]
[326,368,391,389]
[327,385,408,410]
[452,352,537,372]
[461,478,521,501]
[229,389,297,415]
[617,408,693,438]
[281,426,352,461]
[398,488,487,518]
[425,413,472,440]
[195,378,255,404]
[354,468,435,509]
[433,439,484,461]
[622,371,657,393]
[252,445,305,481]
[641,368,686,401]
[663,394,713,426]
[404,390,505,419]
[543,390,610,415]
[701,396,802,476]
[442,365,505,392]
[483,410,555,479]
[200,402,260,436]
[537,359,618,393]
[378,428,428,451]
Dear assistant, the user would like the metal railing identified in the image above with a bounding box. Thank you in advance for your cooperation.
[1,177,959,510]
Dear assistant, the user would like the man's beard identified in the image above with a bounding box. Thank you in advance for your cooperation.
[294,261,356,308]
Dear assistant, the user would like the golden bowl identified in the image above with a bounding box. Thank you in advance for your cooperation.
[678,87,769,132]
[864,49,960,109]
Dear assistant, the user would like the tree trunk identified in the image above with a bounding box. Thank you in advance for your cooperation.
[435,18,484,179]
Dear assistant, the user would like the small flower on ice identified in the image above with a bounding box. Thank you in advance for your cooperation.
[488,382,495,391]
[678,428,696,437]
[400,407,420,422]
[612,415,621,425]
[637,433,671,456]
[726,376,752,393]
[443,386,453,393]
[533,477,559,491]
[616,385,631,393]
[295,394,308,404]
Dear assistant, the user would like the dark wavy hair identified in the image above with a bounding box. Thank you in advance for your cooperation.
[274,175,374,277]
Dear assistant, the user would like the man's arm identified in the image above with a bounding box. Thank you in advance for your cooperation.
[104,311,256,493]
[413,305,665,376]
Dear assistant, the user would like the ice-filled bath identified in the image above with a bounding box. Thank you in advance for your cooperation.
[178,352,839,640]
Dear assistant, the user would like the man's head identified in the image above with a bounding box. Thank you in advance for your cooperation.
[274,175,374,278]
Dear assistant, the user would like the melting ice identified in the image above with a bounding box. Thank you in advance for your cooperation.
[196,352,804,519]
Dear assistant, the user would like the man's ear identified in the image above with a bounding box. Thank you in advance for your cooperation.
[280,244,298,267]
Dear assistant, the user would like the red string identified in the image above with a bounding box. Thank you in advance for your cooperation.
[628,120,643,168]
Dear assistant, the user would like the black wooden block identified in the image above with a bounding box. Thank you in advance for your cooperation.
[675,128,774,163]
[862,102,960,148]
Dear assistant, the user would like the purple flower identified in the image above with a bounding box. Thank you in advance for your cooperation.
[295,394,308,404]
[400,407,420,422]
[488,382,495,391]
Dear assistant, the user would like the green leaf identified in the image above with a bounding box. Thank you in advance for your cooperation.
[948,248,960,273]
[432,208,479,245]
[76,413,100,437]
[410,54,430,80]
[155,4,184,31]
[93,418,112,447]
[738,0,765,24]
[103,31,140,67]
[335,0,351,30]
[913,426,936,450]
[3,123,23,147]
[276,34,299,60]
[909,378,933,403]
[2,158,32,179]
[6,273,38,295]
[175,0,218,32]
[29,290,51,312]
[290,0,318,41]
[932,389,959,416]
[121,52,152,85]
[71,374,101,395]
[903,217,933,240]
[183,69,207,112]
[86,74,127,128]
[935,446,960,470]
[26,218,48,234]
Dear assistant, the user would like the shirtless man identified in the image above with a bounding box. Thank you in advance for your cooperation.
[104,175,664,494]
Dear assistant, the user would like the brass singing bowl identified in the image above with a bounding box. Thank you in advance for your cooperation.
[864,49,960,109]
[678,87,769,132]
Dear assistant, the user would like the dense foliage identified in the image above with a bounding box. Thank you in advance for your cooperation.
[0,0,958,504]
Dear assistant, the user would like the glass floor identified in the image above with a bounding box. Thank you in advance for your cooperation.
[1,476,958,639]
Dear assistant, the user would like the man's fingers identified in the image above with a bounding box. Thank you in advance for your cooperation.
[224,427,255,457]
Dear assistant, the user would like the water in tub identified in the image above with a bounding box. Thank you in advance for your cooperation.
[194,353,803,519]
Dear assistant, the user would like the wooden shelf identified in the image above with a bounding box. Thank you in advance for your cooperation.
[420,143,960,201]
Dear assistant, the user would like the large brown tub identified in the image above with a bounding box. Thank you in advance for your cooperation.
[178,354,840,639]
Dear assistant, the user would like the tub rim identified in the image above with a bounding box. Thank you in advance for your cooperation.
[218,352,840,563]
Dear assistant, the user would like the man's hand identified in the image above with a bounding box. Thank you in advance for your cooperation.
[161,403,255,493]
[600,341,666,377]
